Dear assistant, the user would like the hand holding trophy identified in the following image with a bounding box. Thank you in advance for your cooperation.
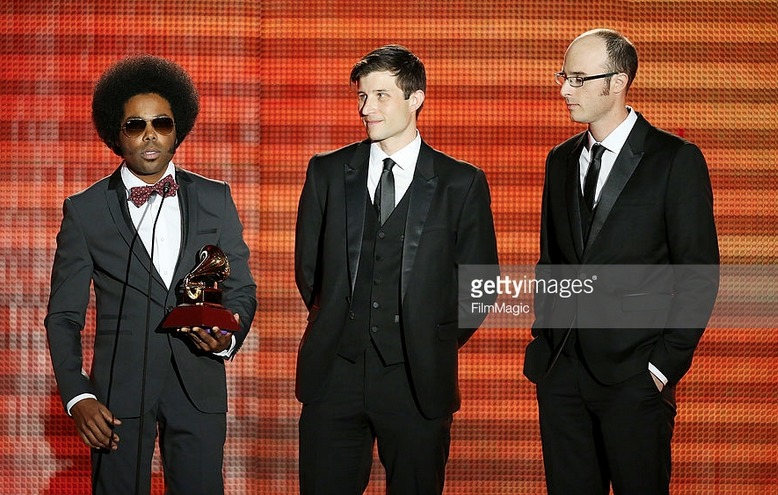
[162,245,240,332]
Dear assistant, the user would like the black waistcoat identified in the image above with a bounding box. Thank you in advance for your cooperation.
[337,189,411,365]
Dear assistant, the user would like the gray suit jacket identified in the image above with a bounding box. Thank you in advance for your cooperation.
[46,166,257,417]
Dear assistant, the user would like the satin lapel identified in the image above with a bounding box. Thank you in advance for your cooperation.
[565,135,587,260]
[105,167,167,292]
[401,143,437,303]
[106,168,139,248]
[172,169,195,285]
[584,118,648,254]
[344,141,371,297]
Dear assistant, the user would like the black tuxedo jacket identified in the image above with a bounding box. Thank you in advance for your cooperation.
[46,167,257,417]
[524,113,719,386]
[295,139,498,419]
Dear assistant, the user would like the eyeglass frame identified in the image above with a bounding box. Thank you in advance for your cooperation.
[554,71,618,88]
[121,116,176,138]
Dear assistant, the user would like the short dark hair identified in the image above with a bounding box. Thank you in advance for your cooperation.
[589,29,639,91]
[350,44,426,100]
[92,55,199,156]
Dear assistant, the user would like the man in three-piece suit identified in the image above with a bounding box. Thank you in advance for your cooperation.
[294,45,499,494]
[523,29,719,494]
[45,55,256,494]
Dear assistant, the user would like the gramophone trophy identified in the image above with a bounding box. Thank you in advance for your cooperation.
[162,245,240,332]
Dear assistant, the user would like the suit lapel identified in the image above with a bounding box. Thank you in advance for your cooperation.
[584,116,648,254]
[345,141,371,297]
[172,168,195,286]
[105,168,165,291]
[106,168,140,250]
[401,142,438,303]
[565,134,587,260]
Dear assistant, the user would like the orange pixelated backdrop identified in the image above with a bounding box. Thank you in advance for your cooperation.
[1,1,776,494]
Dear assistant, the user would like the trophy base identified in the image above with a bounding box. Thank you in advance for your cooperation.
[162,304,240,332]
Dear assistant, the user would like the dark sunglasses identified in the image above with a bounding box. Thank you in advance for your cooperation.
[121,116,176,138]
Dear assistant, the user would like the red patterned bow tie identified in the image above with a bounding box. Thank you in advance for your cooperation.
[128,174,179,207]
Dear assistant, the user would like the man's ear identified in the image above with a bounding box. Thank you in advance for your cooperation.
[612,73,630,95]
[408,90,425,112]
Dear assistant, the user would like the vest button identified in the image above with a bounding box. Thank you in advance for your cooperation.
[349,311,355,320]
[378,231,386,239]
[372,301,380,309]
[371,326,379,333]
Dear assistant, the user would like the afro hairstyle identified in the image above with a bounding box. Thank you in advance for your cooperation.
[92,54,199,156]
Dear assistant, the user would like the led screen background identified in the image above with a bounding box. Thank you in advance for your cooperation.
[1,1,776,493]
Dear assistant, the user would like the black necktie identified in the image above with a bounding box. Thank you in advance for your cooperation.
[374,158,396,224]
[583,143,606,211]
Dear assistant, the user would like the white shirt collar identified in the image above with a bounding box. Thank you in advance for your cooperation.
[587,106,638,154]
[370,132,422,170]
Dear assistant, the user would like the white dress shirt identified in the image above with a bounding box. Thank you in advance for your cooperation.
[121,162,182,288]
[367,132,421,205]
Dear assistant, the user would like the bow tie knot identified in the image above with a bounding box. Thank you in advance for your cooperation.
[129,174,179,207]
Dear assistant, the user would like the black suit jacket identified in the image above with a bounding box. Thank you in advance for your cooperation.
[524,113,719,386]
[295,139,499,419]
[46,166,257,417]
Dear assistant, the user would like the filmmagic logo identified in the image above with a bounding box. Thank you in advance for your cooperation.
[471,300,531,315]
[470,274,596,299]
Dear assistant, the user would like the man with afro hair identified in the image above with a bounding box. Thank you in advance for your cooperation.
[45,55,256,495]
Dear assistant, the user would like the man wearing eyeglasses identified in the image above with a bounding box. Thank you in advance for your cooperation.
[523,29,719,494]
[45,55,256,494]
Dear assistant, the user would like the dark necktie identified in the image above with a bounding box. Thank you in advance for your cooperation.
[374,158,396,224]
[583,143,606,211]
[128,174,179,207]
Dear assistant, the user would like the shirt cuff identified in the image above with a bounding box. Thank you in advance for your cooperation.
[213,334,237,358]
[66,393,97,416]
[648,362,668,385]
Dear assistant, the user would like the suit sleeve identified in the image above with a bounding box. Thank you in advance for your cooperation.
[650,143,720,384]
[532,150,555,337]
[218,183,257,356]
[45,198,97,410]
[455,168,499,346]
[294,156,324,310]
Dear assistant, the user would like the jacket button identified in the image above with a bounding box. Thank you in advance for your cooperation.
[378,231,386,239]
[166,306,174,314]
[372,301,380,309]
[371,326,379,333]
[349,311,355,320]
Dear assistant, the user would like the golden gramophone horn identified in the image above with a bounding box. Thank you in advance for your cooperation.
[183,245,231,301]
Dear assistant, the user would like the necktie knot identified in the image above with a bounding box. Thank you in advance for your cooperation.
[590,143,606,162]
[375,158,397,224]
[129,174,179,208]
